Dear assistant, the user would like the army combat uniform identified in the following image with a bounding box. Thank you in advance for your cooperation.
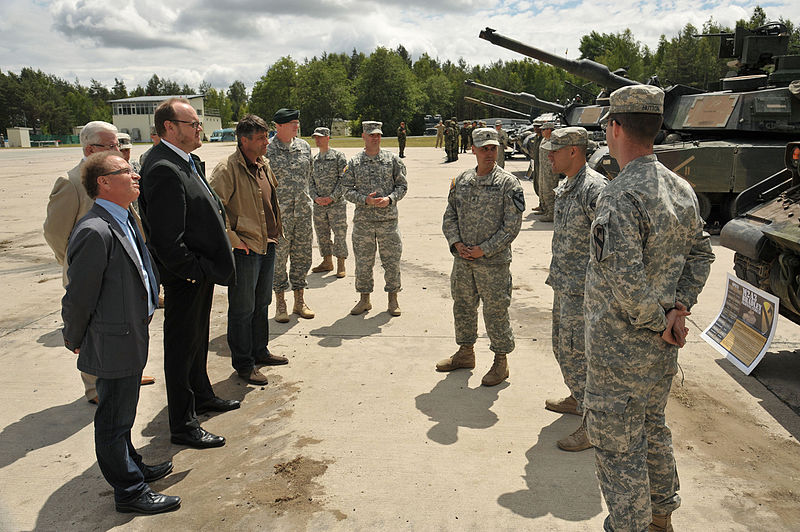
[537,128,560,221]
[548,163,607,414]
[310,147,348,260]
[267,136,314,293]
[444,121,458,162]
[397,125,407,158]
[443,164,524,356]
[585,120,713,532]
[495,126,509,168]
[342,149,408,294]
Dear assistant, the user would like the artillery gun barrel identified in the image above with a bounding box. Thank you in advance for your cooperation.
[479,27,638,90]
[463,97,532,120]
[464,79,565,113]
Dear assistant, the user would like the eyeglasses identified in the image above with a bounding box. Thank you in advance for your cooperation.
[170,119,203,129]
[91,142,120,150]
[102,167,134,177]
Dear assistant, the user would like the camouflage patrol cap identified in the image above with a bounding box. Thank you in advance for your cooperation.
[608,85,664,115]
[312,127,330,137]
[362,121,383,135]
[472,127,499,148]
[495,119,503,126]
[117,132,133,149]
[541,121,556,130]
[541,127,588,151]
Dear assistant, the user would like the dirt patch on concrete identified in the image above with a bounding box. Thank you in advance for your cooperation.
[668,379,800,528]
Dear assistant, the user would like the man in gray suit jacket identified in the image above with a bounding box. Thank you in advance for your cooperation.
[62,151,180,515]
[44,121,154,403]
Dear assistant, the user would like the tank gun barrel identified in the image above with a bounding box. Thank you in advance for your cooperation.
[463,97,532,120]
[479,27,638,90]
[464,79,564,113]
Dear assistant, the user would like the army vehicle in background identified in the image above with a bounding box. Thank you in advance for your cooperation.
[721,143,800,324]
[477,25,800,224]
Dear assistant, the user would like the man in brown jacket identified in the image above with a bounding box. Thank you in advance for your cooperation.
[210,115,288,385]
[43,121,154,403]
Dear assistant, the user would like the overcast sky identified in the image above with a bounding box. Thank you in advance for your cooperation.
[0,1,793,93]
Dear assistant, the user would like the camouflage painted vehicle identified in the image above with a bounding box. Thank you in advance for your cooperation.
[478,25,800,224]
[721,143,800,323]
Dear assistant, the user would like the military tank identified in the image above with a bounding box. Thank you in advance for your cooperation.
[721,142,800,323]
[477,25,800,224]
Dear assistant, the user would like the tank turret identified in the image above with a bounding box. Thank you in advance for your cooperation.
[478,26,800,224]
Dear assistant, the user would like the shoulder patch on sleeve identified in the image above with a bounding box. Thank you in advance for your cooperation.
[511,189,525,212]
[450,177,456,191]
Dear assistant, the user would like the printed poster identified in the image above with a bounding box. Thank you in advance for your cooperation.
[701,273,779,375]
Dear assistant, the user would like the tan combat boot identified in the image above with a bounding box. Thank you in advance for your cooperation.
[336,257,346,278]
[557,421,592,452]
[350,293,372,315]
[388,292,401,316]
[274,291,289,323]
[545,395,581,416]
[292,289,315,318]
[435,345,475,371]
[649,513,673,532]
[311,255,334,273]
[481,353,509,386]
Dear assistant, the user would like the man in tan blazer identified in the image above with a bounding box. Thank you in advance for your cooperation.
[43,121,154,403]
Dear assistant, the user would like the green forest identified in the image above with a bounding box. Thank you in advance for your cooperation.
[1,6,797,139]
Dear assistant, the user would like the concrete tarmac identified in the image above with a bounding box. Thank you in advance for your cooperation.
[1,143,799,531]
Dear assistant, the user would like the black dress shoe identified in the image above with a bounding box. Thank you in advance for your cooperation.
[170,427,225,448]
[195,397,240,414]
[116,490,181,514]
[254,352,288,366]
[141,460,173,483]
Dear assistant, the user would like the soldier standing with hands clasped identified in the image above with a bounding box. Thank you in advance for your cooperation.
[437,127,525,386]
[584,85,714,532]
[541,126,608,452]
[342,121,408,316]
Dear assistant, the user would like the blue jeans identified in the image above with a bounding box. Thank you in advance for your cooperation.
[95,373,148,503]
[228,244,276,372]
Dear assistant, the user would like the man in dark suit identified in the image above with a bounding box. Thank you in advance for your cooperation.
[62,151,180,514]
[138,97,238,449]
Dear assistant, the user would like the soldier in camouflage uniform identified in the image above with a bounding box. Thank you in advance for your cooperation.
[342,121,408,316]
[309,127,348,279]
[437,127,525,387]
[397,121,407,158]
[267,108,315,322]
[494,120,509,168]
[541,127,608,452]
[443,120,457,162]
[459,121,470,153]
[536,122,559,221]
[528,124,543,212]
[585,86,714,532]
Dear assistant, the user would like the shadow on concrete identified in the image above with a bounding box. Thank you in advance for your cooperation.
[0,397,91,469]
[519,215,554,231]
[305,273,342,290]
[715,352,800,440]
[309,311,393,348]
[415,370,509,445]
[32,406,183,531]
[208,333,230,360]
[497,417,603,521]
[36,328,65,348]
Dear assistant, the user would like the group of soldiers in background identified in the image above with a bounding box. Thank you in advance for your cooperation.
[441,118,508,164]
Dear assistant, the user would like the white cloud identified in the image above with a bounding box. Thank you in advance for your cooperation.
[0,0,795,91]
